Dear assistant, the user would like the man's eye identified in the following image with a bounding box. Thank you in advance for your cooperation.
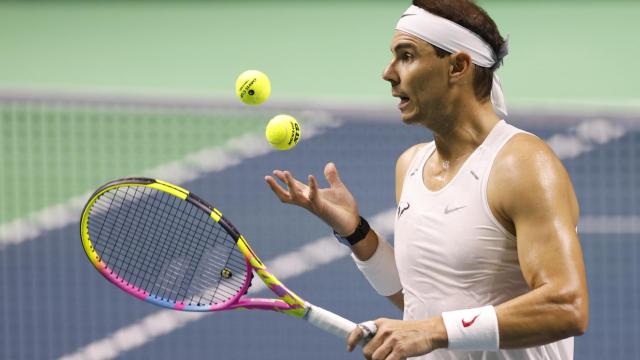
[401,52,413,60]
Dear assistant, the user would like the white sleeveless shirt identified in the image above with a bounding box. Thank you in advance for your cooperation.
[394,120,573,359]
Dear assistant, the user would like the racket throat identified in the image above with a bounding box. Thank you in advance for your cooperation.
[231,297,301,313]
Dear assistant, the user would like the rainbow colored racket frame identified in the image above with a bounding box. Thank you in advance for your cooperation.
[81,177,373,342]
[80,178,306,316]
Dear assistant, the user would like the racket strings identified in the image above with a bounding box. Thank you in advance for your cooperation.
[96,186,173,290]
[88,185,249,306]
[95,187,247,304]
[93,187,176,293]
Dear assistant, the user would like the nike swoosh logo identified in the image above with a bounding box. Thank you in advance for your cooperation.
[444,205,466,214]
[400,13,416,18]
[462,314,480,328]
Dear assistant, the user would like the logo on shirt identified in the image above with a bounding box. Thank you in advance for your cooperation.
[462,314,480,328]
[397,202,410,219]
[444,204,466,214]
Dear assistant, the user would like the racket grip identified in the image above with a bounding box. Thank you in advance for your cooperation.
[303,303,376,346]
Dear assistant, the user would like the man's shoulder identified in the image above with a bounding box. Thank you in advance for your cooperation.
[492,131,571,201]
[496,132,559,172]
[396,142,430,173]
[395,142,430,185]
[398,142,431,164]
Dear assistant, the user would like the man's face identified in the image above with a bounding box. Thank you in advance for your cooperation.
[383,31,450,125]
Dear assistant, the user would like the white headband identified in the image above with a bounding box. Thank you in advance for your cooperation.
[396,5,508,117]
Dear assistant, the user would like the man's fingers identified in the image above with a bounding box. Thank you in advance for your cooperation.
[346,326,363,352]
[283,171,301,198]
[273,171,303,190]
[385,351,404,360]
[264,176,291,203]
[308,175,319,202]
[271,170,287,183]
[360,318,390,358]
[371,340,393,360]
[362,332,384,359]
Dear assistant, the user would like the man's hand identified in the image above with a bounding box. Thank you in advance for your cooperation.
[347,318,448,360]
[265,162,360,235]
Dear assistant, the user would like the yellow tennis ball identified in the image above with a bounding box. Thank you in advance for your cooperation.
[235,70,271,105]
[265,114,301,150]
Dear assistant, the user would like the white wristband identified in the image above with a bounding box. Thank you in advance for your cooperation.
[441,305,500,351]
[351,234,403,296]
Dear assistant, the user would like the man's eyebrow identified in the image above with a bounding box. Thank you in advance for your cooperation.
[391,42,418,53]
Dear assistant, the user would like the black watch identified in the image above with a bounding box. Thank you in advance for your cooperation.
[333,216,370,246]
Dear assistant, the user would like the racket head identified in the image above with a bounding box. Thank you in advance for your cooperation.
[80,177,253,312]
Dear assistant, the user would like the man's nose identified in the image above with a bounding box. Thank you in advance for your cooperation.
[382,62,399,85]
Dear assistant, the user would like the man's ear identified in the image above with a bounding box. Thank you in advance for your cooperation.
[448,52,472,83]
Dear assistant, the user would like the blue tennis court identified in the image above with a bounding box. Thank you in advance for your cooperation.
[0,95,638,359]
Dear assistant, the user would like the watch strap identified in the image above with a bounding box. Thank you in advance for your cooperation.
[333,216,370,246]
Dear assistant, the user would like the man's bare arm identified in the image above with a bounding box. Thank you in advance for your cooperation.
[489,134,589,347]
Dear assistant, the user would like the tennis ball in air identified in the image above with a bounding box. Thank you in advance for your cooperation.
[235,70,271,105]
[265,114,301,150]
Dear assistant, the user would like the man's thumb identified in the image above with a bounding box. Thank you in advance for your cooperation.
[324,162,344,187]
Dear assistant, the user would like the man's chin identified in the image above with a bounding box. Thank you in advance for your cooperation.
[400,110,419,124]
[400,110,433,127]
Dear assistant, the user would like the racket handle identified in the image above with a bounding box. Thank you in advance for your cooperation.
[304,303,376,346]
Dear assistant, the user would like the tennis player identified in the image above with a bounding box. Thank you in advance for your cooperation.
[265,1,589,359]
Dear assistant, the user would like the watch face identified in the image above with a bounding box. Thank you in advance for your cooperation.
[333,231,351,247]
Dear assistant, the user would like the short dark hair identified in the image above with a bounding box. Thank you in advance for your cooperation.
[412,0,506,100]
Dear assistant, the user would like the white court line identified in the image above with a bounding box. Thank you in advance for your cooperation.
[58,209,396,360]
[0,114,341,250]
[57,117,638,359]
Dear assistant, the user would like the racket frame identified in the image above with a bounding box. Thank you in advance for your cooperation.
[81,178,305,315]
[81,177,371,341]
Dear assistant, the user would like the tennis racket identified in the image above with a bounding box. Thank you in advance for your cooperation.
[80,177,375,344]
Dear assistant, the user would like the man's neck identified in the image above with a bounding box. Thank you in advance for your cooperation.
[430,101,500,162]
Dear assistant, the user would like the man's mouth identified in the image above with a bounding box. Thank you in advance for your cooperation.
[397,95,410,110]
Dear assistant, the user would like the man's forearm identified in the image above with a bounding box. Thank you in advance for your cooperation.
[350,228,379,261]
[495,283,588,348]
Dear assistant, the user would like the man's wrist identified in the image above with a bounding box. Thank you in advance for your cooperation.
[441,305,499,351]
[333,216,361,238]
[350,228,377,261]
[429,316,449,350]
[333,216,370,247]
